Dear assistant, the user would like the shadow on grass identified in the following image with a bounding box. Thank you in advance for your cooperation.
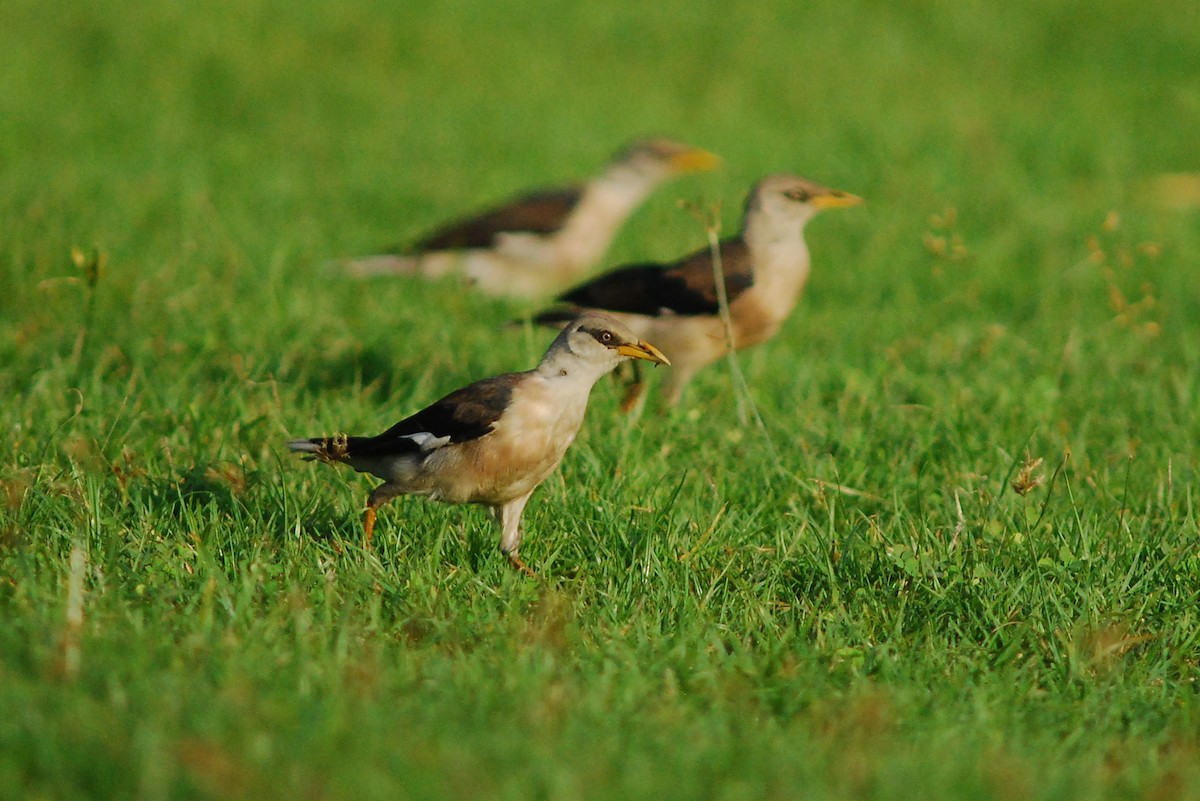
[124,463,282,537]
[295,343,421,399]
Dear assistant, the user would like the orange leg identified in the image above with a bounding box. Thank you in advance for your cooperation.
[497,495,536,577]
[617,361,645,414]
[362,507,377,549]
[619,380,646,414]
[363,484,403,550]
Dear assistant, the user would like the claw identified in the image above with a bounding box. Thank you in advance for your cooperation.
[506,552,536,577]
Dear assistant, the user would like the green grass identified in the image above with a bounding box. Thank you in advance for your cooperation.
[3,0,1200,798]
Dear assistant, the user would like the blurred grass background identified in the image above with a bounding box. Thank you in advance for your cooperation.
[2,0,1200,799]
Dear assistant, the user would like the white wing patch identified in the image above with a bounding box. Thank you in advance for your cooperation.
[402,432,452,453]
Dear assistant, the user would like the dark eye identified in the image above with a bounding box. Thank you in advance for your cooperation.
[786,189,811,203]
[599,331,613,343]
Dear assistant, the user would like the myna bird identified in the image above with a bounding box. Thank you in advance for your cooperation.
[339,139,720,298]
[287,313,669,575]
[533,174,862,407]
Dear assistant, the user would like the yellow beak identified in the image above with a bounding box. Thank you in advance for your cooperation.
[812,191,864,210]
[617,340,671,366]
[669,148,722,174]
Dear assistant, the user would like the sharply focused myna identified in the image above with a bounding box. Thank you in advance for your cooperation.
[287,313,669,574]
[339,139,720,298]
[533,174,862,406]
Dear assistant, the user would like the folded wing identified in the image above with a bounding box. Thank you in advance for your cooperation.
[410,188,584,252]
[347,373,521,458]
[556,239,754,316]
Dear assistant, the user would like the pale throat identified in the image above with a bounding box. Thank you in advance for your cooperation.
[536,348,619,388]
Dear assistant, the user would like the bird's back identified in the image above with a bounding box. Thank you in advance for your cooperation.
[411,188,584,252]
[552,239,755,317]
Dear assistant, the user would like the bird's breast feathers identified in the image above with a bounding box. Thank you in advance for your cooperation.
[500,375,589,445]
[429,383,584,503]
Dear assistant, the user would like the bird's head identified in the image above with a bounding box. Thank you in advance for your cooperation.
[745,174,863,232]
[611,138,722,182]
[543,312,670,378]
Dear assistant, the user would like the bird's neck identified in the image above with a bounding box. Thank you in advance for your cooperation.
[744,211,812,251]
[535,349,614,390]
[744,219,812,297]
[551,167,660,268]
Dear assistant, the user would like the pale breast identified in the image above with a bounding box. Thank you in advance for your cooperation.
[730,291,786,348]
[422,375,589,505]
[729,246,811,348]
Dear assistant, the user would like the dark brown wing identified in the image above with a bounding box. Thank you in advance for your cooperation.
[345,373,522,459]
[552,239,754,317]
[411,187,584,252]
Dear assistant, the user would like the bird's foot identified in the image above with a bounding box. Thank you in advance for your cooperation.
[506,552,537,577]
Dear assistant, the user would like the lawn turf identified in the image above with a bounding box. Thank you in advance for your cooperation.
[2,0,1200,799]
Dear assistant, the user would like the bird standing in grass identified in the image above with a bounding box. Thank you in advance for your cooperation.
[338,139,720,298]
[287,313,669,575]
[533,174,862,407]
